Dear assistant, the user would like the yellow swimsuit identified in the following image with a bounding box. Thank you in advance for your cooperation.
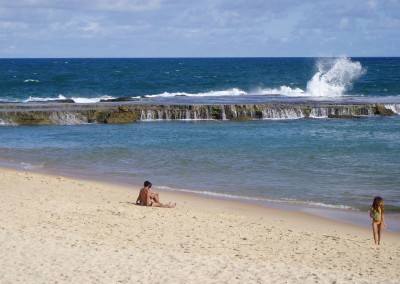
[372,207,381,224]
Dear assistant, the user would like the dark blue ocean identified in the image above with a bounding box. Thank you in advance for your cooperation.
[1,57,399,103]
[0,57,399,229]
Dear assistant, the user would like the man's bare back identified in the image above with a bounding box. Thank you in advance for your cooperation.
[136,181,176,208]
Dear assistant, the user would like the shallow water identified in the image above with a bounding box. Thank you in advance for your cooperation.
[1,117,399,215]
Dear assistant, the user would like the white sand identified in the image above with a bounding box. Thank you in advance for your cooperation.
[1,167,399,283]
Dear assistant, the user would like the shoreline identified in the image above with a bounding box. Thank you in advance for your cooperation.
[2,163,400,233]
[161,186,400,233]
[1,166,400,283]
[2,164,400,236]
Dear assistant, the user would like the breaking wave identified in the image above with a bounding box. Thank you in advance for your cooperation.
[24,94,68,103]
[23,94,116,104]
[306,57,366,97]
[71,96,115,104]
[145,57,365,99]
[144,88,246,98]
[9,57,366,103]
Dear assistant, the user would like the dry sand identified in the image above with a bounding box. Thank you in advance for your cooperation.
[1,167,399,283]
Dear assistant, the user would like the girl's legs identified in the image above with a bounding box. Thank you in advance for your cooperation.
[377,223,382,245]
[372,222,378,244]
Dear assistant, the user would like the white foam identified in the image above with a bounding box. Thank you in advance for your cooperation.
[23,94,118,104]
[305,57,365,97]
[255,86,305,97]
[306,202,352,210]
[20,162,45,170]
[261,108,305,120]
[254,58,365,98]
[71,95,115,104]
[383,104,400,114]
[24,94,68,103]
[24,79,40,83]
[0,119,15,126]
[145,88,246,98]
[50,112,88,125]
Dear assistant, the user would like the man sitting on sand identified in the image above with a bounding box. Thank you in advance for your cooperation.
[136,181,176,208]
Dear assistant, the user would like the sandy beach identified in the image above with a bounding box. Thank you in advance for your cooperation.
[1,167,399,283]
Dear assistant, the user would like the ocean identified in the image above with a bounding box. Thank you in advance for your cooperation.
[1,57,399,229]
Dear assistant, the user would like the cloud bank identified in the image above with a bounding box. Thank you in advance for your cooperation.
[0,0,399,57]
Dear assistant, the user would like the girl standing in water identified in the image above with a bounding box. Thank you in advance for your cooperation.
[370,196,386,245]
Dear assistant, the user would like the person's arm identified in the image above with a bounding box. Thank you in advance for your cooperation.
[369,208,374,219]
[382,212,387,227]
[136,189,142,204]
[146,190,152,206]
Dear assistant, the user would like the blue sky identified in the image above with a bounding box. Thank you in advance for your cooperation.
[0,0,399,57]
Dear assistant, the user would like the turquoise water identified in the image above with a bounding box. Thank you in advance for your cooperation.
[1,117,399,214]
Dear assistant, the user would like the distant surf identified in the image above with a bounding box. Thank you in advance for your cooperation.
[5,57,367,104]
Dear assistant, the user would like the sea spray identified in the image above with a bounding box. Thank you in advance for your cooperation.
[306,57,365,97]
[250,58,365,98]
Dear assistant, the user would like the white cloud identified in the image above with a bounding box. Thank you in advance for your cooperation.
[367,0,379,9]
[0,0,399,57]
[0,0,162,12]
[0,21,27,30]
[80,21,103,35]
[89,0,163,12]
[339,18,350,29]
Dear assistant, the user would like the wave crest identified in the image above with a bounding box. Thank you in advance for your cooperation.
[306,57,365,97]
[24,94,68,103]
[145,88,246,98]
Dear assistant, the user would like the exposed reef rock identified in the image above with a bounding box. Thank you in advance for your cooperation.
[12,111,53,126]
[0,102,399,126]
[374,103,396,116]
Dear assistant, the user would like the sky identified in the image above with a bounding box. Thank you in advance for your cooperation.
[0,0,399,57]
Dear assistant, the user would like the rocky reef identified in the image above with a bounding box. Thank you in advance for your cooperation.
[0,102,399,126]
